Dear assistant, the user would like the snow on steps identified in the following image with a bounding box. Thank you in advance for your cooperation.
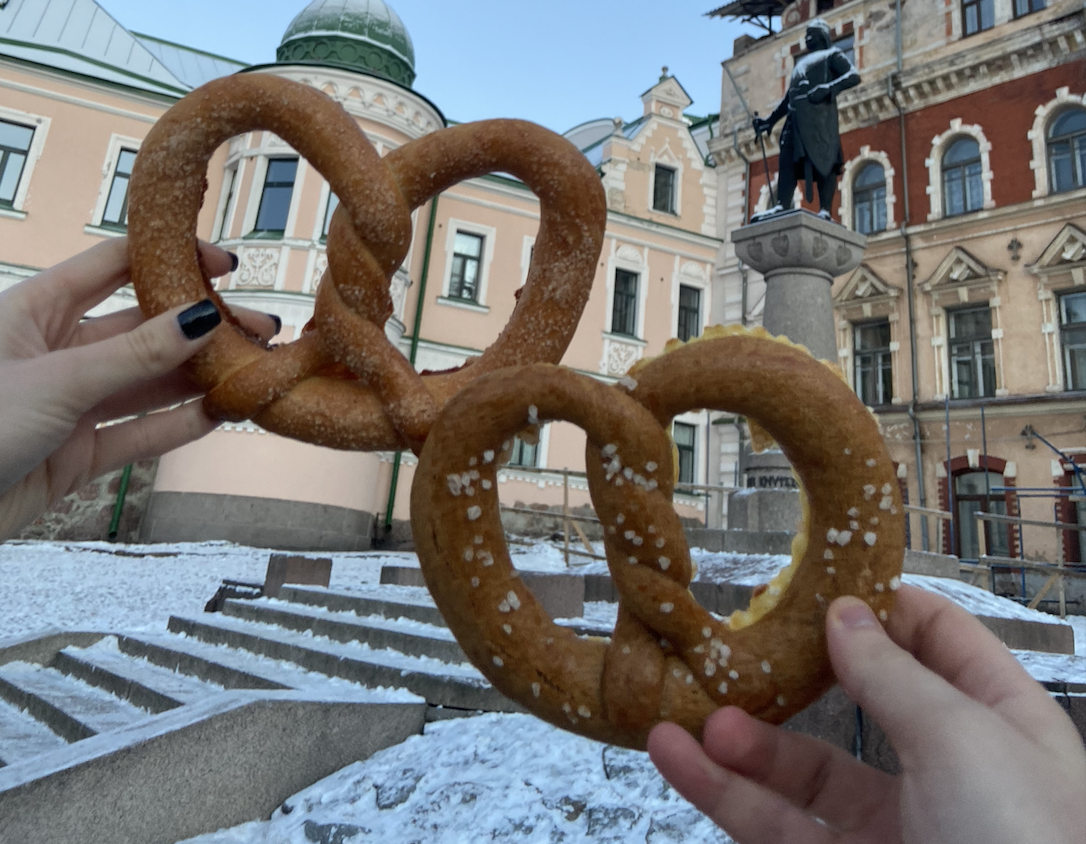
[0,580,539,844]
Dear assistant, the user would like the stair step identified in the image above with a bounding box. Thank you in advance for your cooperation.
[0,697,67,767]
[221,598,467,663]
[166,614,519,713]
[54,637,224,714]
[117,633,378,698]
[0,662,148,742]
[279,584,447,627]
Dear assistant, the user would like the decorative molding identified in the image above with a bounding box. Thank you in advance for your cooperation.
[1029,223,1086,392]
[1028,87,1086,198]
[0,103,50,214]
[235,248,281,288]
[600,333,645,377]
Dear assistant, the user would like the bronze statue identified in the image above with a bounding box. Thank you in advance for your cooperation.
[752,19,860,221]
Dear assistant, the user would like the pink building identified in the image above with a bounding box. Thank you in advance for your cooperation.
[1,0,722,549]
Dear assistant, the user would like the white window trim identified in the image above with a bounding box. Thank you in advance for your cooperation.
[312,178,334,242]
[211,159,243,243]
[1028,87,1086,198]
[88,133,141,230]
[440,218,496,307]
[839,145,897,233]
[672,412,706,488]
[672,257,711,340]
[605,241,650,338]
[239,132,304,238]
[520,235,535,285]
[930,299,1007,400]
[925,119,995,221]
[0,105,50,217]
[649,142,683,217]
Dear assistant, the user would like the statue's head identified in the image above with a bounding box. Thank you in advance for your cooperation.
[806,19,832,51]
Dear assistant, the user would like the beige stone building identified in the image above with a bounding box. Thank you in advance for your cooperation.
[709,0,1086,573]
[0,0,722,549]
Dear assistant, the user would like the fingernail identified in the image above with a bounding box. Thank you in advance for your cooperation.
[267,313,282,334]
[178,298,221,340]
[228,252,239,272]
[832,597,879,631]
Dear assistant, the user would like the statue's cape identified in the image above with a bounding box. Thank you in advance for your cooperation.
[789,48,842,178]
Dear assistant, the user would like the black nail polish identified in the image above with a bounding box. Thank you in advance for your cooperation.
[178,299,221,340]
[267,313,282,334]
[228,252,239,272]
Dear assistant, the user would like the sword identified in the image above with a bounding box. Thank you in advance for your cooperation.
[753,111,777,208]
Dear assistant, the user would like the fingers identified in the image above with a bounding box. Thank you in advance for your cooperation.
[694,706,897,834]
[826,590,1063,759]
[648,722,834,844]
[88,400,219,480]
[74,303,278,348]
[88,371,204,423]
[41,299,222,417]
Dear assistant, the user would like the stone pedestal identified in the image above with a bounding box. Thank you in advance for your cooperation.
[727,210,866,534]
[731,209,866,361]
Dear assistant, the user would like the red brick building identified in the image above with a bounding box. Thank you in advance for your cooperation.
[707,0,1086,568]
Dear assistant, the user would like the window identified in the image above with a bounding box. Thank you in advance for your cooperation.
[853,320,893,406]
[612,269,639,337]
[954,470,1008,559]
[674,422,696,485]
[253,158,298,234]
[962,0,994,35]
[1013,0,1044,17]
[1047,109,1086,195]
[322,192,340,240]
[653,164,676,214]
[942,138,983,217]
[0,119,34,209]
[215,166,238,242]
[507,435,539,468]
[677,285,701,342]
[1060,291,1086,390]
[853,163,886,234]
[100,148,137,228]
[816,0,834,11]
[949,306,996,398]
[834,34,855,67]
[449,231,484,300]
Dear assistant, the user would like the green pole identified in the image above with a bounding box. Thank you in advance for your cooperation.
[107,463,133,541]
[384,193,441,533]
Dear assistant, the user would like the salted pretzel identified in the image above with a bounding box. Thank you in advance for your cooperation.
[411,327,905,749]
[127,73,605,453]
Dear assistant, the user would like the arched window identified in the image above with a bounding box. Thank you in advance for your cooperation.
[954,469,1008,560]
[942,138,983,217]
[1048,108,1086,194]
[853,163,887,234]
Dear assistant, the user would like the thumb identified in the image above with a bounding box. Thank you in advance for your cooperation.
[826,596,970,758]
[48,298,221,413]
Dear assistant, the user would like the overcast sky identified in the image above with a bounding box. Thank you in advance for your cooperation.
[100,1,749,132]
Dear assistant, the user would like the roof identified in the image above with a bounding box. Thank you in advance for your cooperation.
[0,0,242,96]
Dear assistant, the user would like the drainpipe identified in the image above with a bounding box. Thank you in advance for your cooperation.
[107,463,133,541]
[890,2,929,550]
[383,194,441,536]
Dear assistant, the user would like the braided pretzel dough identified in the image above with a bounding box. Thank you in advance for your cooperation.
[412,328,905,749]
[128,74,605,453]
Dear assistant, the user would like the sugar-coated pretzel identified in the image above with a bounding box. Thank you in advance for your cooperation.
[128,73,605,453]
[411,328,905,749]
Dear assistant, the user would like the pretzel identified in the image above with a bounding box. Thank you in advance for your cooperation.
[411,327,905,749]
[127,74,605,454]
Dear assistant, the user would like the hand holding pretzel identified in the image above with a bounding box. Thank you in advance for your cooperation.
[411,328,905,749]
[127,74,605,454]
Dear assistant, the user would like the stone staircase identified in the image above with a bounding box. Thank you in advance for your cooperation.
[0,582,534,844]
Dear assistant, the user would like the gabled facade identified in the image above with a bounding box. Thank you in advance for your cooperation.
[709,0,1086,562]
[1,0,721,548]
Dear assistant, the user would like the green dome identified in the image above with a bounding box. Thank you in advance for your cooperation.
[277,0,416,87]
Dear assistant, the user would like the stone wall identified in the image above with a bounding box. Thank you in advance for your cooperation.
[17,460,158,543]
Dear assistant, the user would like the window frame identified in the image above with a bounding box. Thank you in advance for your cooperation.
[611,268,640,338]
[99,147,138,230]
[438,219,496,311]
[673,421,698,486]
[677,284,702,342]
[852,319,893,406]
[507,434,540,469]
[1012,0,1045,18]
[1047,108,1086,195]
[0,119,34,210]
[961,0,994,36]
[321,191,340,242]
[948,305,997,399]
[1059,290,1086,391]
[212,162,241,243]
[942,138,984,218]
[448,230,485,302]
[852,162,887,234]
[251,157,299,236]
[652,163,677,215]
[0,107,49,219]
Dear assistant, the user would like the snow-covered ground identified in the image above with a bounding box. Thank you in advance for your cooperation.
[1,539,1083,844]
